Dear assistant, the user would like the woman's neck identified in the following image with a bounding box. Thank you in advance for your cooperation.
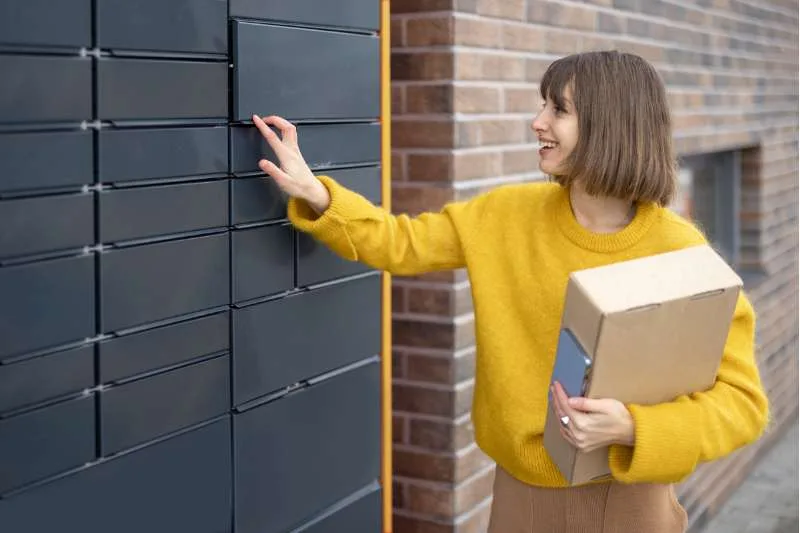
[568,182,635,234]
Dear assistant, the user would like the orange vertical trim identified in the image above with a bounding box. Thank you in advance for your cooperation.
[379,1,393,532]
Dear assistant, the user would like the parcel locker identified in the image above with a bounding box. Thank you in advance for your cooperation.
[297,486,382,533]
[99,311,228,383]
[230,122,381,174]
[234,361,381,533]
[98,126,227,184]
[0,418,232,533]
[0,193,93,259]
[100,355,229,454]
[232,224,294,303]
[0,345,94,414]
[233,274,380,405]
[0,130,93,194]
[0,255,95,359]
[0,395,95,494]
[231,177,286,225]
[100,233,229,332]
[99,180,228,243]
[97,58,227,121]
[96,0,227,54]
[0,55,92,125]
[297,235,374,286]
[0,0,91,50]
[230,0,380,31]
[233,21,380,121]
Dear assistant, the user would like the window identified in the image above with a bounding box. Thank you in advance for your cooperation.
[672,151,741,267]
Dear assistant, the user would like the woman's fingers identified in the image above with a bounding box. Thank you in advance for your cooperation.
[254,114,299,149]
[258,159,295,192]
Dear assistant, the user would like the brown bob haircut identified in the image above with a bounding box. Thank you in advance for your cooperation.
[540,50,676,206]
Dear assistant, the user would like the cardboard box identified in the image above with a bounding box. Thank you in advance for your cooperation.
[544,244,743,485]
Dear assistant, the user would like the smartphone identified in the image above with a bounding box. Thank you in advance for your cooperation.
[550,328,593,398]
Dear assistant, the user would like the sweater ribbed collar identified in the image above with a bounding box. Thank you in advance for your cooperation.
[553,185,660,253]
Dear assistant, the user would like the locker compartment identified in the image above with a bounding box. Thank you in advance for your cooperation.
[0,345,94,414]
[0,193,93,259]
[298,486,382,533]
[100,233,229,332]
[0,56,91,124]
[99,312,228,383]
[297,234,373,287]
[233,275,380,404]
[0,418,231,533]
[0,395,95,494]
[97,0,226,54]
[234,361,381,533]
[97,59,227,121]
[231,177,285,225]
[232,224,294,303]
[100,355,229,455]
[230,0,379,31]
[327,166,382,205]
[98,126,227,184]
[230,122,380,175]
[99,180,228,243]
[0,0,91,49]
[0,130,93,194]
[233,21,379,121]
[0,255,95,359]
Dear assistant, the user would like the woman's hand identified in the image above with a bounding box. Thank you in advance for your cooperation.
[550,381,635,452]
[252,114,331,214]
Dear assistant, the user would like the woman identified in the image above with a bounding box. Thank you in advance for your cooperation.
[251,50,769,532]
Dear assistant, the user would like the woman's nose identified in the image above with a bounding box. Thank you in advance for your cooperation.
[531,112,546,133]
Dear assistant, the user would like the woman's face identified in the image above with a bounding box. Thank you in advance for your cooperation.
[531,86,579,176]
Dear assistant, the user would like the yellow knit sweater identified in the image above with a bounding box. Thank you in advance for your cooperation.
[288,176,770,487]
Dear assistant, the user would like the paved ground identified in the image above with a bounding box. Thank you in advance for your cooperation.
[701,419,798,533]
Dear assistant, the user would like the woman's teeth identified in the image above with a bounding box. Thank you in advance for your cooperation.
[539,141,558,149]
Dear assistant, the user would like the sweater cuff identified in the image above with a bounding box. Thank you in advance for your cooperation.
[287,175,378,261]
[608,401,702,484]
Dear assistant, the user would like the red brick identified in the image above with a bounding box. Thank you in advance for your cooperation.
[406,84,453,114]
[453,86,502,113]
[393,119,455,149]
[407,16,454,46]
[453,17,503,47]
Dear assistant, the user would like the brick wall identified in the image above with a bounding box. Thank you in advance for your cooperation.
[389,0,798,531]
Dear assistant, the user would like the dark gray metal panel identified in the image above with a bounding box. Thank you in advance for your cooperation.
[233,275,380,404]
[99,312,228,383]
[96,0,227,54]
[231,177,285,225]
[0,193,93,259]
[0,130,93,193]
[0,418,232,533]
[230,123,380,174]
[297,234,373,286]
[99,180,228,243]
[0,395,95,494]
[235,361,381,533]
[233,22,379,121]
[0,345,94,414]
[232,225,294,303]
[97,59,227,121]
[0,255,95,359]
[100,233,229,332]
[0,0,91,49]
[98,126,227,184]
[100,355,229,455]
[230,0,379,31]
[297,487,382,533]
[327,166,382,205]
[0,56,92,125]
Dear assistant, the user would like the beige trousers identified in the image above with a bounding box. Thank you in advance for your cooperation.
[488,467,688,533]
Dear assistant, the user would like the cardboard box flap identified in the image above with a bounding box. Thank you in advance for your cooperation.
[570,245,742,315]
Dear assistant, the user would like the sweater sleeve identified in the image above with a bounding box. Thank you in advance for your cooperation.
[607,291,770,484]
[287,175,479,276]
